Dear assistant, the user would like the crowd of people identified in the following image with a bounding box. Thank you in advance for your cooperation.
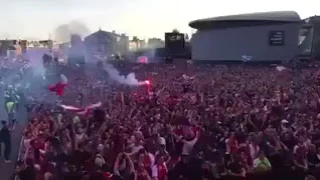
[10,60,320,180]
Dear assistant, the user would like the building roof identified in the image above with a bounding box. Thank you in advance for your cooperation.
[304,15,320,23]
[189,11,301,29]
[87,30,122,38]
[85,30,109,39]
[84,30,127,44]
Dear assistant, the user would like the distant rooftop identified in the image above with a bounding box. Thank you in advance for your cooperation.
[189,11,301,29]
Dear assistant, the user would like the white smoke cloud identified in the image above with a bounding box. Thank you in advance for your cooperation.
[54,20,91,43]
[54,21,89,64]
[24,48,48,79]
[104,64,147,86]
[0,48,58,104]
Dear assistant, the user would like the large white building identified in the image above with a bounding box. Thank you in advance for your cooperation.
[189,11,302,63]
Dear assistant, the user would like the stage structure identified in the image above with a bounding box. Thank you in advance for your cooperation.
[298,16,320,60]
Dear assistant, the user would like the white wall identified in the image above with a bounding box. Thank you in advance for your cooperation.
[191,23,299,61]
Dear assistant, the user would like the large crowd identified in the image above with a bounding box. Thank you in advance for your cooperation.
[9,60,320,180]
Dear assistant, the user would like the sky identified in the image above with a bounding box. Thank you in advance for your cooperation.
[0,0,318,40]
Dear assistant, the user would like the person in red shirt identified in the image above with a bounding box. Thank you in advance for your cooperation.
[136,163,152,180]
[174,125,183,137]
[153,155,168,180]
[226,132,239,154]
[137,149,155,177]
[30,134,46,164]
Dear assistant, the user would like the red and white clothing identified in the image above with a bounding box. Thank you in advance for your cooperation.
[152,163,168,180]
[142,153,155,168]
[225,138,239,154]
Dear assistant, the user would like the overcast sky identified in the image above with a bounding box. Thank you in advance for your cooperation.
[0,0,318,40]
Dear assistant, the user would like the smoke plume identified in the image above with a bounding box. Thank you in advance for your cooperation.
[22,48,48,79]
[54,20,90,43]
[104,64,147,86]
[22,48,58,102]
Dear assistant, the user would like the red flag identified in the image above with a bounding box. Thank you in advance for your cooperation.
[48,82,67,96]
[48,74,68,96]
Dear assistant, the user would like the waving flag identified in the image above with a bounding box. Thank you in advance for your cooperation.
[60,102,102,115]
[48,74,68,96]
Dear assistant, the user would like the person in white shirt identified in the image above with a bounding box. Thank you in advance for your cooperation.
[174,129,200,155]
[94,144,106,167]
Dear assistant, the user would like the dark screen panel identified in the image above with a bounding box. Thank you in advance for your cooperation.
[268,31,285,46]
[165,33,185,56]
